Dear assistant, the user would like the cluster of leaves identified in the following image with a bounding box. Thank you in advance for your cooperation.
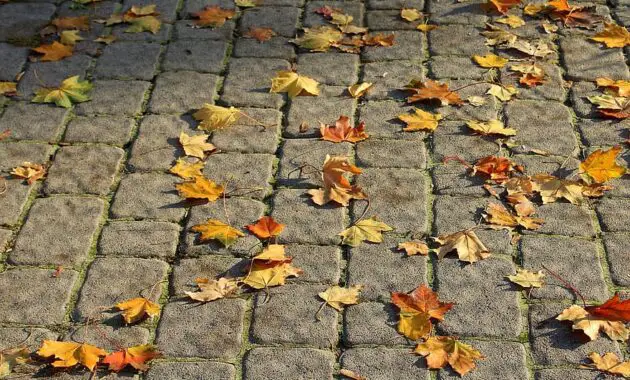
[588,77,630,119]
[100,4,162,34]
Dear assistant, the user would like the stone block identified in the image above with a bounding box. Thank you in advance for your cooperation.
[162,40,227,73]
[367,10,421,30]
[437,340,528,380]
[358,100,423,139]
[202,153,275,199]
[17,55,91,99]
[95,42,161,80]
[0,102,68,142]
[239,7,300,37]
[297,53,359,86]
[63,116,135,146]
[99,221,180,259]
[0,43,28,81]
[172,255,244,295]
[362,31,424,61]
[211,108,282,154]
[285,95,356,138]
[0,178,34,226]
[243,348,335,380]
[66,324,149,351]
[428,0,488,25]
[344,302,409,346]
[149,71,220,114]
[0,327,58,351]
[123,0,180,22]
[429,25,489,56]
[233,36,296,60]
[578,119,629,147]
[75,80,151,116]
[342,348,430,380]
[304,1,364,27]
[430,56,490,80]
[356,139,427,168]
[596,198,630,232]
[560,37,630,81]
[363,61,424,101]
[0,3,56,42]
[500,62,566,101]
[146,362,236,380]
[286,244,341,284]
[221,58,290,108]
[603,233,630,287]
[432,121,497,162]
[277,139,353,187]
[368,0,424,8]
[173,20,235,40]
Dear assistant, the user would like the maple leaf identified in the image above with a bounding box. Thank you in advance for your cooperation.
[339,369,367,380]
[585,293,630,322]
[347,82,373,98]
[294,26,343,52]
[397,241,429,256]
[524,3,546,15]
[192,6,236,28]
[169,159,204,179]
[319,285,362,311]
[191,219,244,247]
[583,352,630,377]
[595,77,630,97]
[557,304,629,341]
[579,146,626,184]
[339,217,393,247]
[401,8,423,22]
[507,40,554,58]
[0,82,17,97]
[60,30,84,45]
[434,229,491,263]
[193,104,241,131]
[37,340,106,371]
[405,79,463,106]
[505,192,537,217]
[185,277,240,302]
[481,26,517,46]
[0,346,29,378]
[486,0,521,14]
[362,33,396,47]
[179,131,215,159]
[473,53,509,68]
[484,202,544,230]
[398,108,442,132]
[519,73,545,87]
[320,116,368,143]
[472,155,521,183]
[270,71,320,98]
[246,216,285,239]
[414,336,484,376]
[243,245,302,289]
[307,155,367,206]
[52,16,90,30]
[591,23,630,48]
[125,4,159,18]
[102,345,161,372]
[330,10,353,25]
[244,27,276,42]
[506,269,545,288]
[95,35,117,44]
[391,284,453,340]
[486,84,518,101]
[531,174,584,204]
[466,119,516,136]
[587,95,630,119]
[235,0,260,7]
[32,41,73,62]
[11,162,46,185]
[496,14,525,28]
[126,16,161,34]
[176,176,224,202]
[116,297,160,324]
[32,75,92,108]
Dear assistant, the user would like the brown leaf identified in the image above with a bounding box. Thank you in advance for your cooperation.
[244,27,276,42]
[484,202,544,230]
[434,229,491,263]
[320,116,369,143]
[397,241,429,256]
[32,41,73,62]
[405,79,463,106]
[192,6,236,28]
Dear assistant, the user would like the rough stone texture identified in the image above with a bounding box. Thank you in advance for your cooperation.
[240,7,300,37]
[286,95,357,138]
[437,340,528,380]
[0,178,34,226]
[0,327,58,350]
[304,1,364,27]
[429,25,488,56]
[172,255,244,295]
[149,71,219,114]
[202,153,275,199]
[603,233,630,286]
[344,302,409,346]
[75,80,151,116]
[174,20,235,40]
[0,102,68,142]
[0,3,56,41]
[95,42,161,80]
[358,100,423,139]
[430,56,489,80]
[16,56,92,99]
[67,324,150,351]
[146,362,236,380]
[428,0,487,25]
[221,58,290,108]
[297,53,360,86]
[342,348,431,380]
[578,119,630,147]
[596,198,630,232]
[63,117,135,146]
[277,139,353,187]
[0,142,52,172]
[362,31,425,61]
[522,203,595,237]
[0,228,11,252]
[535,369,617,380]
[243,348,335,380]
[286,244,341,284]
[99,221,180,259]
[0,43,28,81]
[356,139,427,168]
[363,61,425,101]
[560,37,630,81]
[210,108,282,154]
[162,40,227,73]
[234,37,296,60]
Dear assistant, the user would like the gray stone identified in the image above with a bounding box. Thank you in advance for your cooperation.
[432,164,489,197]
[597,198,630,232]
[0,102,68,141]
[429,25,489,56]
[357,139,427,168]
[433,80,499,122]
[277,139,353,187]
[149,71,220,114]
[0,177,34,226]
[156,299,245,359]
[513,154,579,177]
[570,81,599,118]
[0,327,58,350]
[535,369,617,380]
[358,100,423,139]
[428,0,488,25]
[67,324,149,351]
[110,173,187,222]
[344,302,409,346]
[251,284,338,348]
[57,1,118,18]
[239,7,300,37]
[436,257,522,339]
[111,23,172,42]
[603,233,630,286]
[173,20,235,40]
[95,42,161,80]
[342,348,430,380]
[211,108,282,154]
[75,80,151,116]
[172,255,244,295]
[17,55,91,99]
[202,153,275,199]
[271,189,345,245]
[180,0,236,19]
[430,56,490,80]
[0,228,11,252]
[0,43,28,81]
[0,268,78,324]
[221,58,290,108]
[162,40,227,73]
[522,203,595,237]
[74,257,168,321]
[369,0,424,8]
[234,36,296,60]
[0,3,56,41]
[297,53,359,86]
[432,122,498,163]
[146,362,236,380]
[560,37,630,81]
[123,0,180,22]
[367,10,421,30]
[243,348,335,380]
[9,196,104,266]
[500,62,566,101]
[578,119,630,147]
[99,221,180,259]
[362,31,424,61]
[363,61,425,101]
[304,1,364,27]
[521,235,609,302]
[286,244,341,284]
[63,116,135,146]
[529,303,620,365]
[44,145,124,195]
[285,95,357,138]
[437,341,528,380]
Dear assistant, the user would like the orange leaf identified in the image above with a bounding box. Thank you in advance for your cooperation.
[244,27,276,42]
[52,16,90,30]
[486,0,521,14]
[176,176,224,202]
[246,216,285,239]
[102,344,161,372]
[519,73,545,87]
[405,79,463,106]
[391,284,454,320]
[414,336,484,376]
[320,116,369,143]
[585,293,630,322]
[307,155,367,206]
[11,162,46,185]
[37,340,106,371]
[115,297,160,324]
[579,146,626,184]
[472,156,522,183]
[362,33,395,46]
[484,202,544,230]
[32,42,73,62]
[192,6,236,28]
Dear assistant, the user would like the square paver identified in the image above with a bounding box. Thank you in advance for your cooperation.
[16,55,91,99]
[149,71,220,114]
[146,362,236,380]
[95,42,161,80]
[297,53,359,86]
[0,43,28,81]
[239,7,300,37]
[243,348,335,380]
[342,348,431,380]
[202,153,275,199]
[363,61,425,101]
[0,102,68,142]
[210,108,282,154]
[75,80,151,116]
[162,40,227,73]
[233,36,296,60]
[0,177,35,226]
[277,139,353,187]
[344,302,409,346]
[603,233,630,287]
[362,30,424,61]
[221,58,291,108]
[63,116,135,146]
[358,100,422,139]
[560,37,630,81]
[285,95,357,138]
[99,221,180,259]
[172,255,244,295]
[596,198,630,232]
[356,139,427,168]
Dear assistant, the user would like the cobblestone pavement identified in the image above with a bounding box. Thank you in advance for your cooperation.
[1,0,629,378]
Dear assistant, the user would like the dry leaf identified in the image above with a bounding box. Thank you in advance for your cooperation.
[0,346,29,378]
[401,8,423,21]
[307,155,367,206]
[484,202,544,230]
[524,3,546,15]
[557,304,629,341]
[235,0,260,7]
[416,23,438,32]
[32,41,73,62]
[176,176,224,202]
[60,30,84,45]
[126,15,161,34]
[585,293,630,322]
[398,108,442,132]
[339,369,367,380]
[52,16,90,30]
[192,6,236,27]
[193,104,241,131]
[192,219,244,247]
[294,26,343,51]
[397,241,429,256]
[0,82,17,97]
[519,73,545,87]
[579,146,626,184]
[339,217,393,247]
[391,284,454,340]
[532,174,585,205]
[185,277,240,302]
[95,35,117,44]
[11,162,46,185]
[506,269,545,288]
[466,119,516,136]
[348,82,373,98]
[473,53,509,68]
[243,245,302,289]
[486,0,521,14]
[467,95,486,106]
[116,297,160,324]
[414,336,484,376]
[587,95,630,119]
[244,27,276,42]
[32,75,92,108]
[496,14,525,28]
[591,23,630,48]
[583,352,630,377]
[406,79,463,106]
[434,229,491,263]
[472,155,521,183]
[169,159,204,179]
[102,345,161,372]
[595,77,630,97]
[362,33,395,46]
[506,39,554,57]
[37,341,106,371]
[320,115,369,143]
[486,84,518,101]
[270,71,320,98]
[246,216,285,239]
[481,27,517,46]
[319,285,362,311]
[179,132,215,158]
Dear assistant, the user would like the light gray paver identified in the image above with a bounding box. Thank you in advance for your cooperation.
[243,348,335,380]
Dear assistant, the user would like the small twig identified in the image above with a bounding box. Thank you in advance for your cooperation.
[238,110,275,130]
[315,302,326,322]
[542,264,587,306]
[349,198,371,227]
[442,155,472,168]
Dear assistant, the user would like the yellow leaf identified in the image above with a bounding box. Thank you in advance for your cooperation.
[466,119,516,136]
[391,284,454,340]
[401,8,422,21]
[270,71,320,98]
[191,219,244,247]
[252,244,290,262]
[397,241,429,256]
[532,174,585,205]
[176,176,224,202]
[398,108,442,132]
[347,82,373,98]
[0,346,29,378]
[235,0,259,7]
[486,84,517,101]
[193,104,241,131]
[506,269,545,288]
[524,3,546,16]
[185,277,240,302]
[126,15,161,34]
[94,35,117,44]
[579,146,626,184]
[467,95,486,106]
[557,305,630,341]
[11,162,46,185]
[330,10,353,25]
[496,14,525,28]
[583,352,630,377]
[0,82,17,96]
[37,341,107,371]
[116,297,160,324]
[595,77,630,97]
[414,337,484,376]
[318,285,362,311]
[169,159,204,179]
[481,28,517,46]
[243,262,302,289]
[484,202,544,230]
[32,75,92,108]
[178,131,215,159]
[591,23,630,48]
[60,30,83,45]
[510,63,544,76]
[434,229,491,263]
[473,53,509,68]
[307,155,367,206]
[416,23,438,32]
[32,41,73,62]
[294,26,343,52]
[339,217,393,247]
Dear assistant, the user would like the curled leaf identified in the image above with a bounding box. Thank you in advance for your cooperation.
[270,71,320,98]
[116,297,160,324]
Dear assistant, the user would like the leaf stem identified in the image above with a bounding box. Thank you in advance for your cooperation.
[541,264,587,306]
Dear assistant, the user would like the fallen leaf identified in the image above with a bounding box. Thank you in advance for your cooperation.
[506,269,545,288]
[339,217,393,247]
[391,284,453,340]
[102,345,161,372]
[319,285,362,311]
[339,369,367,380]
[270,71,320,98]
[416,23,438,32]
[595,77,630,97]
[541,21,559,33]
[32,41,73,62]
[244,27,276,42]
[473,53,509,68]
[235,0,260,7]
[397,241,429,256]
[481,27,517,45]
[486,84,518,101]
[191,219,244,247]
[591,23,630,48]
[169,159,204,179]
[585,293,630,322]
[60,30,84,45]
[179,131,215,159]
[434,229,491,263]
[579,146,626,184]
[484,202,544,230]
[405,79,463,106]
[557,304,629,341]
[519,73,545,87]
[532,174,584,204]
[307,155,367,206]
[466,119,516,136]
[52,16,90,30]
[472,155,521,183]
[320,116,369,143]
[583,352,630,377]
[193,104,241,131]
[176,176,224,202]
[362,33,396,46]
[294,26,343,51]
[192,6,236,28]
[0,346,29,378]
[506,39,554,57]
[587,95,630,119]
[414,336,484,376]
[398,108,442,132]
[32,75,92,108]
[0,82,17,97]
[496,14,525,28]
[467,95,486,106]
[348,82,373,98]
[185,277,240,302]
[243,245,302,289]
[11,162,46,185]
[401,8,423,21]
[524,3,546,15]
[116,297,160,324]
[37,341,106,371]
[486,0,521,14]
[125,4,159,18]
[94,35,117,44]
[246,216,285,239]
[126,15,161,34]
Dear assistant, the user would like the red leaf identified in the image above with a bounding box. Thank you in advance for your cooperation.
[585,294,630,322]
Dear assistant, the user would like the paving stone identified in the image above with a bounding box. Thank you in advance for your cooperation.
[529,303,620,365]
[431,80,499,122]
[429,56,490,80]
[251,284,338,348]
[432,121,498,162]
[202,153,275,199]
[353,168,428,233]
[0,3,56,41]
[428,0,488,25]
[67,324,149,351]
[221,58,290,108]
[110,173,187,222]
[603,233,630,287]
[149,71,220,114]
[356,139,427,168]
[156,299,245,359]
[297,53,359,86]
[512,154,579,177]
[367,10,421,30]
[243,348,335,380]
[578,119,630,147]
[0,178,34,226]
[174,20,235,40]
[111,23,172,42]
[128,115,196,171]
[285,95,356,138]
[277,139,353,187]
[123,0,180,22]
[99,221,180,259]
[536,369,616,380]
[17,55,91,99]
[239,6,299,37]
[358,100,423,139]
[57,1,118,18]
[429,25,489,56]
[146,362,236,380]
[272,189,345,245]
[560,37,630,81]
[304,1,364,27]
[363,61,425,101]
[0,102,68,141]
[8,197,104,266]
[162,40,227,73]
[0,43,28,81]
[570,81,599,118]
[95,42,161,80]
[75,80,151,116]
[521,203,595,237]
[172,255,244,295]
[344,302,409,346]
[362,30,424,61]
[432,164,488,197]
[342,348,430,380]
[63,116,135,146]
[184,197,264,256]
[369,0,424,7]
[74,257,168,321]
[521,235,609,302]
[596,198,630,232]
[435,257,522,339]
[180,0,236,18]
[0,228,11,252]
[0,268,78,324]
[500,62,566,102]
[0,327,58,350]
[285,244,341,284]
[347,236,428,301]
[44,145,124,195]
[211,108,282,154]
[234,36,296,60]
[504,100,578,157]
[437,340,528,380]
